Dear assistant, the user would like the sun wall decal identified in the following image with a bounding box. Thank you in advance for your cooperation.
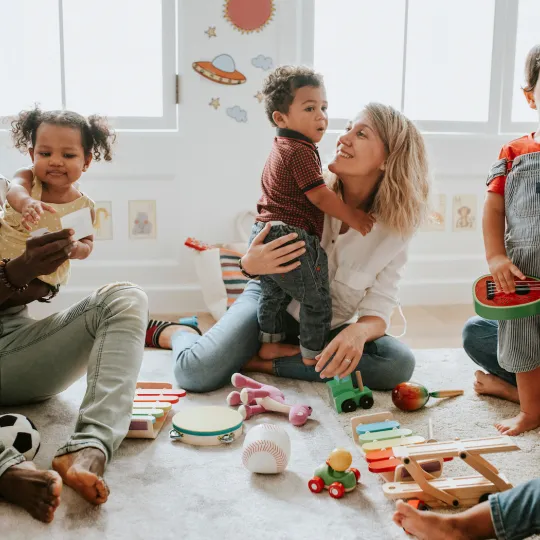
[223,0,275,34]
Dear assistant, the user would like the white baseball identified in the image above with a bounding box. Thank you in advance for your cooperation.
[241,424,291,474]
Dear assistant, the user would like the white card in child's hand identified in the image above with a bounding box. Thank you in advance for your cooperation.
[60,208,94,240]
[29,227,51,238]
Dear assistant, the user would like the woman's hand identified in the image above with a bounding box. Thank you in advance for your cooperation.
[241,222,306,276]
[315,325,368,379]
[7,229,76,287]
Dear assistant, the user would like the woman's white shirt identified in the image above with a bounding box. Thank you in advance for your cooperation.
[287,215,409,330]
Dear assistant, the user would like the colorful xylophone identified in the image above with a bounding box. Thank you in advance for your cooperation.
[350,411,447,482]
[127,382,186,439]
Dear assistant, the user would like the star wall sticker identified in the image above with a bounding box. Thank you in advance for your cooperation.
[205,26,217,38]
[254,91,264,103]
[209,97,220,109]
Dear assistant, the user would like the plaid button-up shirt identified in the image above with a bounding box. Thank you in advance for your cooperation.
[256,128,326,239]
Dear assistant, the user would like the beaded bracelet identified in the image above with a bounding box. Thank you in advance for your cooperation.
[238,257,259,279]
[0,258,29,293]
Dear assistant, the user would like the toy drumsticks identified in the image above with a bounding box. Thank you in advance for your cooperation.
[392,382,463,412]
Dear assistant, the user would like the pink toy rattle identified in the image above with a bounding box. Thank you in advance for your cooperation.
[226,373,312,426]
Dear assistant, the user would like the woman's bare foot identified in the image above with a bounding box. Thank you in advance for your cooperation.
[52,447,109,505]
[0,461,62,523]
[473,371,519,402]
[495,411,540,436]
[258,342,300,360]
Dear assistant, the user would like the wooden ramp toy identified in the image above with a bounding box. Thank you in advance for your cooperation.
[382,436,519,508]
[127,382,185,439]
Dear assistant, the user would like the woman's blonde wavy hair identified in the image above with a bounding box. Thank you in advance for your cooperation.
[326,102,430,237]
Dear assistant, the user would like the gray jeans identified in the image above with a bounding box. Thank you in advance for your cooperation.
[0,283,147,477]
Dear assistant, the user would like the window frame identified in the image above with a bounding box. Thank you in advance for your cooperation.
[0,0,177,131]
[292,0,536,136]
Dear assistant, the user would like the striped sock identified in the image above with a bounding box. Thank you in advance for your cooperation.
[145,319,201,348]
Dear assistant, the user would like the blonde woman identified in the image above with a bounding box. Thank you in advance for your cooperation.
[151,103,430,391]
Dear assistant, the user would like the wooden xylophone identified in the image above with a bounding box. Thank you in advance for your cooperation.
[127,382,186,439]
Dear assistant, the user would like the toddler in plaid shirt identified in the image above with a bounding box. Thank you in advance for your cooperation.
[249,66,374,365]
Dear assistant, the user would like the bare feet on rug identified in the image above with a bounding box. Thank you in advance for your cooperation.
[52,447,109,505]
[0,461,62,523]
[393,500,493,540]
[495,411,540,436]
[473,371,519,403]
[258,342,300,360]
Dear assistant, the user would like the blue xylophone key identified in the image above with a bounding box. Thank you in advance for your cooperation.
[356,420,400,435]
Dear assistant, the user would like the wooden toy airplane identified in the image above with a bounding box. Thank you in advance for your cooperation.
[382,436,518,508]
[127,382,186,439]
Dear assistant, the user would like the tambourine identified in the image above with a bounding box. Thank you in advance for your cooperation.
[170,406,243,446]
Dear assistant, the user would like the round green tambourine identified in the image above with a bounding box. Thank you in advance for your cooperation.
[170,406,243,446]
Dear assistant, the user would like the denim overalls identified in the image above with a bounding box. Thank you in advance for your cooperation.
[487,151,540,373]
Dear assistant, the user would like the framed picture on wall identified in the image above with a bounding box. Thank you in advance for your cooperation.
[94,201,113,240]
[129,200,157,240]
[420,193,446,232]
[452,194,477,232]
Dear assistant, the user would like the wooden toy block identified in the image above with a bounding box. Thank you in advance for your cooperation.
[359,428,413,443]
[382,436,519,508]
[362,435,426,452]
[355,420,400,435]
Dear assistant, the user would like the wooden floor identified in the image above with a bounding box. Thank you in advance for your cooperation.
[153,304,475,349]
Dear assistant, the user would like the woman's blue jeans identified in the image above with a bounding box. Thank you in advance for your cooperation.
[171,281,415,392]
[462,316,516,386]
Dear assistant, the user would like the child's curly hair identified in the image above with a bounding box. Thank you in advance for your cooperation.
[523,44,540,93]
[262,65,324,126]
[11,106,115,161]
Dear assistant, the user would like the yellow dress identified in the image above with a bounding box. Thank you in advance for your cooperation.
[0,177,94,286]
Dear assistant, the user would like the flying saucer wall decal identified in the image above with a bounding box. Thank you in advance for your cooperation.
[192,54,247,85]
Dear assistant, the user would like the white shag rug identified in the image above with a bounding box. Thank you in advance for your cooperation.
[1,348,539,540]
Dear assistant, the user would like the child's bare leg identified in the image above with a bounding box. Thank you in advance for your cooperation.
[496,366,540,435]
[393,500,495,540]
[474,371,519,403]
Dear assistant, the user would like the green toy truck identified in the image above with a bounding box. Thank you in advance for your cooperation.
[326,372,374,413]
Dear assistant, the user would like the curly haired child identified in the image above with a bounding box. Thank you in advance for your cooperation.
[1,107,114,298]
[247,66,374,365]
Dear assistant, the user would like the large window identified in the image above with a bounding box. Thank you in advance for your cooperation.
[309,0,539,134]
[0,0,177,130]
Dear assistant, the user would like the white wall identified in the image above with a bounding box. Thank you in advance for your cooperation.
[0,0,517,317]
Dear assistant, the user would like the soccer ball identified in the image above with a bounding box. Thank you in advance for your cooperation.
[0,414,41,460]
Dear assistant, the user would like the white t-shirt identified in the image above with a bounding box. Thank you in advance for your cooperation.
[287,214,410,329]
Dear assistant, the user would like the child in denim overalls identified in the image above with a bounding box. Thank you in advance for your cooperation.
[248,66,374,365]
[482,44,540,436]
